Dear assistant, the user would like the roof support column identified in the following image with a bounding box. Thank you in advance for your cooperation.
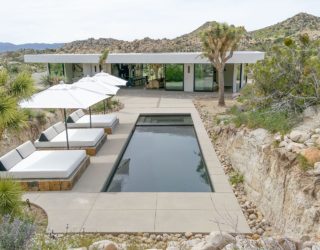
[232,64,238,93]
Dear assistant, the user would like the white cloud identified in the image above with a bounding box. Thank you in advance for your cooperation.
[0,0,319,43]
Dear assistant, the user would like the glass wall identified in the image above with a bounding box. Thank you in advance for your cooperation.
[165,64,184,90]
[236,64,248,90]
[194,64,216,91]
[111,64,147,86]
[48,63,64,76]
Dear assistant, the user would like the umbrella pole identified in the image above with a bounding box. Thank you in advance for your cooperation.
[63,109,70,150]
[103,100,106,114]
[89,107,92,128]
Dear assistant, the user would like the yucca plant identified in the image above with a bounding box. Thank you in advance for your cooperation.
[0,177,24,217]
[0,69,34,140]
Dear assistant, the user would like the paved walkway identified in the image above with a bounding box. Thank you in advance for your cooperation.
[24,90,250,234]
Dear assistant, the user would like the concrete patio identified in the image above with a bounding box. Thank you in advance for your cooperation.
[24,89,250,234]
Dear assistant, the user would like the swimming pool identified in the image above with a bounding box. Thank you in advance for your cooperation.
[103,114,213,192]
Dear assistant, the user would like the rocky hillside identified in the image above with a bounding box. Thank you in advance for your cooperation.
[247,12,320,50]
[57,12,320,53]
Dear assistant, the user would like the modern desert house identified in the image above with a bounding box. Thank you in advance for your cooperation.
[24,52,264,92]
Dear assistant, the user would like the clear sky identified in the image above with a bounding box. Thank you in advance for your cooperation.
[1,0,319,44]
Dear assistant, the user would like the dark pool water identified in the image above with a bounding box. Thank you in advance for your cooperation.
[105,115,212,192]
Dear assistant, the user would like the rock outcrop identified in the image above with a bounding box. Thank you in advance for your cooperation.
[212,124,320,239]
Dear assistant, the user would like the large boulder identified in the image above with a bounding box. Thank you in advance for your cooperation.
[312,243,320,250]
[89,240,118,250]
[289,130,311,143]
[191,242,215,250]
[301,147,320,165]
[286,142,305,153]
[181,238,202,249]
[230,235,259,250]
[202,232,235,249]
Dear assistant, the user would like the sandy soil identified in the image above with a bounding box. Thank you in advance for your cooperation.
[194,98,239,116]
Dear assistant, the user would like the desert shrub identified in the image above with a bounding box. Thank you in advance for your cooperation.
[229,171,244,185]
[0,177,24,217]
[241,35,320,114]
[297,154,313,171]
[0,215,36,250]
[34,111,47,125]
[91,98,121,113]
[233,35,320,133]
[40,74,65,87]
[25,110,47,124]
[229,106,296,134]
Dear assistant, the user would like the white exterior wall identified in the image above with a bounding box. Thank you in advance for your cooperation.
[184,64,194,92]
[64,63,73,83]
[90,64,99,75]
[233,64,238,93]
[224,64,234,88]
[105,64,112,74]
[241,64,246,88]
[83,64,92,76]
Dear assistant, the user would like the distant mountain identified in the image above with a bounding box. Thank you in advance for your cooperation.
[245,12,320,50]
[2,12,319,56]
[56,12,320,53]
[0,42,64,53]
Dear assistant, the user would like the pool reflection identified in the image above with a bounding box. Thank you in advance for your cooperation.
[106,125,212,192]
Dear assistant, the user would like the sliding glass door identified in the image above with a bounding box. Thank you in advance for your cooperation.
[194,64,216,91]
[165,64,184,91]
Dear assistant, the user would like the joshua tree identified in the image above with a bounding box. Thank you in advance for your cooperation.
[201,22,245,106]
[0,69,35,139]
[99,48,109,70]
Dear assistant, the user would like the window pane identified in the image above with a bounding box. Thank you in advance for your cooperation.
[194,64,214,91]
[165,64,184,90]
[49,63,64,76]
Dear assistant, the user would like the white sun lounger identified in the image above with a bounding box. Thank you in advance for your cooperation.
[67,109,119,134]
[0,141,90,191]
[34,122,106,155]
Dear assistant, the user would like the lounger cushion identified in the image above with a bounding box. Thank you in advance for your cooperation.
[68,114,117,128]
[0,149,22,171]
[16,141,36,159]
[53,122,65,134]
[34,128,104,148]
[8,150,86,179]
[76,109,85,118]
[67,112,79,123]
[39,126,58,141]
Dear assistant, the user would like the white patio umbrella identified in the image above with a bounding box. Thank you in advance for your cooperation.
[75,76,119,95]
[19,83,108,149]
[74,76,119,114]
[93,72,127,86]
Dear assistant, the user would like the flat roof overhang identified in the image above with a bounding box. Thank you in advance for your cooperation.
[24,51,265,64]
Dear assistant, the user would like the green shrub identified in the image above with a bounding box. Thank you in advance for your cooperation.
[0,215,36,250]
[297,154,313,171]
[0,177,24,217]
[91,99,120,113]
[34,111,47,125]
[229,171,244,185]
[229,106,296,134]
[235,35,320,134]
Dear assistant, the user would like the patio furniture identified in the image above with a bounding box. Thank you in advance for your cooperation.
[67,109,119,134]
[34,122,106,156]
[0,141,90,191]
[20,83,108,149]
